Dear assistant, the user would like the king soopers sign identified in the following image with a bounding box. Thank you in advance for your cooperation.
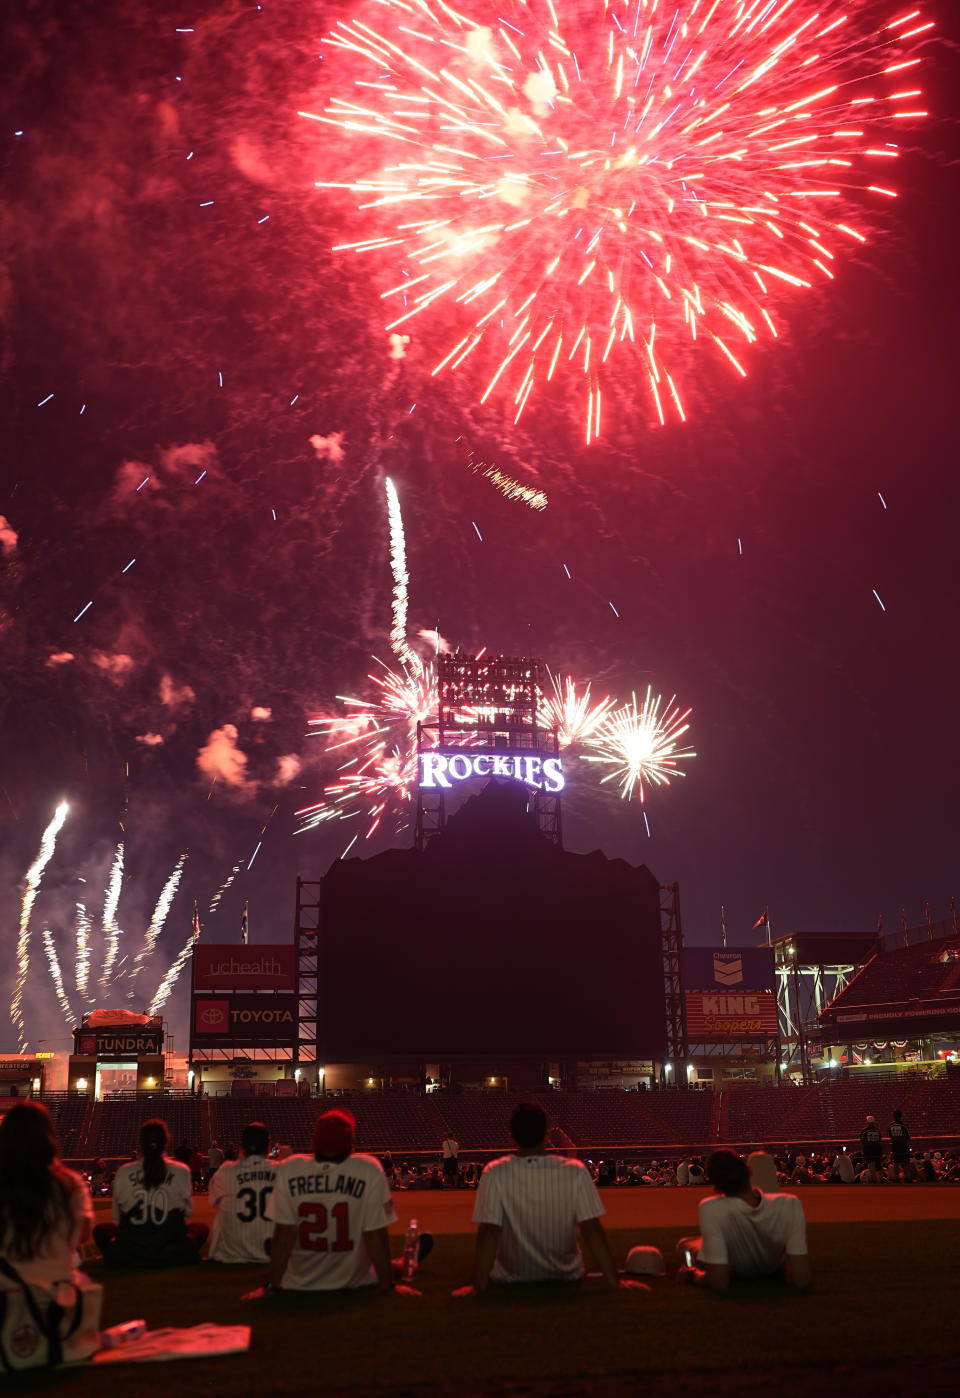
[419,749,564,792]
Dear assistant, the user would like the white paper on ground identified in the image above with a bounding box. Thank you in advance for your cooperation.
[92,1324,251,1364]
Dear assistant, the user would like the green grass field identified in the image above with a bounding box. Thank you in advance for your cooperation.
[11,1188,960,1395]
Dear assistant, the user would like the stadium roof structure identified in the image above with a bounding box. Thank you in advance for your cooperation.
[818,932,960,1041]
[768,930,880,965]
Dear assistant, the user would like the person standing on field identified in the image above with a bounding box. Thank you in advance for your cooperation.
[888,1110,912,1183]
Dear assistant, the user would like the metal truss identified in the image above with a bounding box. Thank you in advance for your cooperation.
[660,882,688,1069]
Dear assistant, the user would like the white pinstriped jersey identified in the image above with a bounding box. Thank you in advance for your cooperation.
[472,1153,604,1283]
[207,1155,277,1263]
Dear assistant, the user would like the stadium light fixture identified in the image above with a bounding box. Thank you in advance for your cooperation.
[76,1077,87,1091]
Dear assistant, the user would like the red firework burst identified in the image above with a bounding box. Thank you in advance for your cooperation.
[304,0,933,437]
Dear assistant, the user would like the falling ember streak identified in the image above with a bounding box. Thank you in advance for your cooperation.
[385,478,418,671]
[128,854,188,985]
[74,902,92,999]
[42,927,75,1027]
[209,863,244,913]
[468,454,548,511]
[99,842,125,989]
[643,811,652,838]
[11,801,69,1051]
[580,687,695,802]
[311,0,933,433]
[873,588,887,611]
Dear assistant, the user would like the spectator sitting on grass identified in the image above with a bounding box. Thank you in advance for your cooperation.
[0,1102,94,1289]
[454,1100,645,1296]
[828,1150,855,1184]
[207,1121,276,1264]
[94,1119,209,1267]
[246,1109,430,1300]
[677,1148,811,1292]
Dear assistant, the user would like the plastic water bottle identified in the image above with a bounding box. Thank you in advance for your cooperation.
[402,1218,419,1282]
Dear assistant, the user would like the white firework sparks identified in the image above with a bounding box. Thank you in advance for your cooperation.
[99,842,125,989]
[11,800,69,1051]
[129,854,188,986]
[580,687,695,802]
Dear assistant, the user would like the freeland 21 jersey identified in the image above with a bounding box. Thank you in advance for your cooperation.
[207,1155,277,1262]
[266,1152,397,1290]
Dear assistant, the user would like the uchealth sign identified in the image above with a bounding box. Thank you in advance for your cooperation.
[192,944,297,992]
[685,991,779,1040]
[193,995,298,1047]
[419,749,564,792]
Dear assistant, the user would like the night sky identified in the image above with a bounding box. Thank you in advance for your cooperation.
[2,0,958,1055]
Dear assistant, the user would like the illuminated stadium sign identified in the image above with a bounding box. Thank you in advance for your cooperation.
[419,749,564,793]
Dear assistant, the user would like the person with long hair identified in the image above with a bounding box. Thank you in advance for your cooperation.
[0,1101,94,1286]
[93,1119,208,1267]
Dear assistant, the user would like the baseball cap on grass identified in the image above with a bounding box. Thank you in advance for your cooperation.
[312,1109,355,1159]
[624,1246,666,1277]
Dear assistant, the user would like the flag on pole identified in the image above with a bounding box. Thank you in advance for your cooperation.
[752,907,768,929]
[241,900,249,945]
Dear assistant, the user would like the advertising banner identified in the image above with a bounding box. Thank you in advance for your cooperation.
[685,991,779,1040]
[193,994,298,1048]
[192,945,297,992]
[76,1030,164,1059]
[684,947,775,993]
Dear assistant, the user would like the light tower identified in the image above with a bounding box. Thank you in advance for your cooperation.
[414,653,562,849]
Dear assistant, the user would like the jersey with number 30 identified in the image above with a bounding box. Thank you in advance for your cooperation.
[208,1155,277,1262]
[266,1152,397,1290]
[109,1159,195,1265]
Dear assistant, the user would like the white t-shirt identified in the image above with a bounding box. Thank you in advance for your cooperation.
[1,1168,93,1288]
[676,1161,690,1186]
[208,1156,277,1263]
[698,1191,807,1279]
[472,1153,604,1283]
[266,1153,396,1291]
[442,1137,459,1160]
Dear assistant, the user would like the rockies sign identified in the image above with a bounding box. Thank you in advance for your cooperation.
[419,749,564,792]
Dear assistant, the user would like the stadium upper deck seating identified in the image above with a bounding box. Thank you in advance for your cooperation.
[826,938,960,1011]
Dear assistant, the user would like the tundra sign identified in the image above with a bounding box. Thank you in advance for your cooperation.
[193,995,298,1047]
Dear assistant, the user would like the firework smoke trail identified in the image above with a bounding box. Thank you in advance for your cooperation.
[385,477,419,671]
[99,842,125,990]
[581,687,695,801]
[128,853,188,986]
[74,902,92,999]
[42,927,75,1027]
[539,673,616,747]
[308,0,933,436]
[11,800,69,1051]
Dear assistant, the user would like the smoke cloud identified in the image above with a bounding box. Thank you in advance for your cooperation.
[309,432,345,464]
[196,724,255,793]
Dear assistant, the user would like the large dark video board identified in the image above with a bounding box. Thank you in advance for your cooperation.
[318,782,665,1061]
